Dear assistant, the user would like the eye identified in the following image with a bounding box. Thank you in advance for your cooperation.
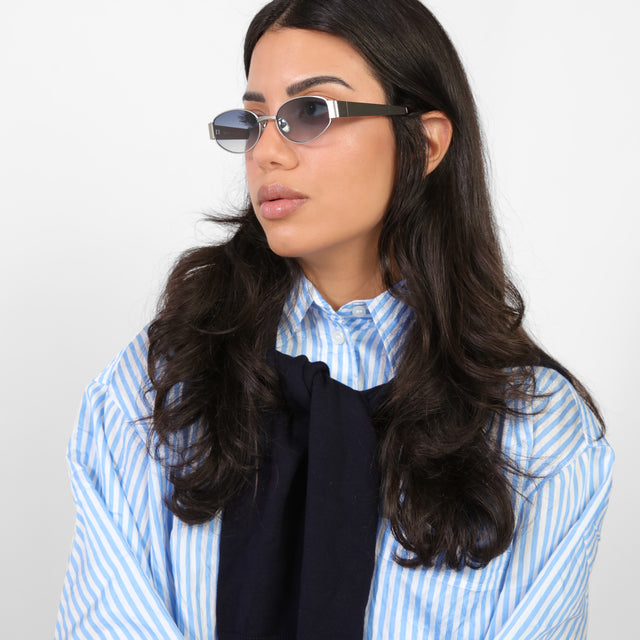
[243,104,264,117]
[240,111,257,127]
[303,100,319,116]
[296,98,327,122]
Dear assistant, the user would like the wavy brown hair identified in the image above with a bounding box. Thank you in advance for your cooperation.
[147,0,604,569]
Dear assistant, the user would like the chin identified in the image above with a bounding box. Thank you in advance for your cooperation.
[262,231,311,260]
[264,238,303,259]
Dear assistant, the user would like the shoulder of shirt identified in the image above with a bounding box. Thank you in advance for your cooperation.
[500,365,613,481]
[83,326,152,442]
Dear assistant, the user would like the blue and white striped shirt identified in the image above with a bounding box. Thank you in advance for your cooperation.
[276,277,414,389]
[56,278,614,639]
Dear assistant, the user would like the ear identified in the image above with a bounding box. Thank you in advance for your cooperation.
[421,111,453,174]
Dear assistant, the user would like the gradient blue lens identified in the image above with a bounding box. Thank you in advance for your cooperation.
[276,97,330,143]
[212,109,260,153]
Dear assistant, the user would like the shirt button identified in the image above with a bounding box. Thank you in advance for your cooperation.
[352,305,367,316]
[332,330,346,345]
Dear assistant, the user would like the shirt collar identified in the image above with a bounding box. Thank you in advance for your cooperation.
[280,276,414,365]
[280,276,315,335]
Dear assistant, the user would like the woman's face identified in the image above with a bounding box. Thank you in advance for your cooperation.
[245,28,397,276]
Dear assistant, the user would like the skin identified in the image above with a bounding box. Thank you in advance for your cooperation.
[245,28,452,309]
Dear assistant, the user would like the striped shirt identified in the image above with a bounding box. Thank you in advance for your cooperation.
[276,277,414,389]
[56,278,614,639]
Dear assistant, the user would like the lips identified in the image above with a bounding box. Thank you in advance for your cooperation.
[257,183,308,220]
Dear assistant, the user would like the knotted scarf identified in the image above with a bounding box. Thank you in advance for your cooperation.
[216,350,389,640]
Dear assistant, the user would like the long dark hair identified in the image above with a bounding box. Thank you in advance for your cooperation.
[147,0,604,569]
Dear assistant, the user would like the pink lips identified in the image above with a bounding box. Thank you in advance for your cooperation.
[257,183,308,220]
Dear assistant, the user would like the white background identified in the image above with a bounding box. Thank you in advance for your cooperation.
[1,1,638,637]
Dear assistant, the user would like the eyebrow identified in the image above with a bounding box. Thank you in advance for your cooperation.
[242,75,354,103]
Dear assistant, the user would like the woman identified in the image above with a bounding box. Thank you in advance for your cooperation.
[56,0,613,638]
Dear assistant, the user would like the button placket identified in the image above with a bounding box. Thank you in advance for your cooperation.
[332,328,346,345]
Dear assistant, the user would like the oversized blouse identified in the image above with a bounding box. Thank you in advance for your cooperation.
[56,278,614,639]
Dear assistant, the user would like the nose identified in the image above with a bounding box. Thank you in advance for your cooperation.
[249,115,298,170]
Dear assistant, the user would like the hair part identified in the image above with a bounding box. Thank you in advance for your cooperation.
[148,0,604,569]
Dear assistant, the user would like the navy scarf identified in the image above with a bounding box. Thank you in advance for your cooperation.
[216,350,388,640]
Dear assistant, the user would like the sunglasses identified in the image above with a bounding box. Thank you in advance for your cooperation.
[208,95,409,153]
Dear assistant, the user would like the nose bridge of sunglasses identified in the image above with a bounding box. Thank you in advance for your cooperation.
[254,114,294,145]
[257,115,276,128]
[254,114,282,140]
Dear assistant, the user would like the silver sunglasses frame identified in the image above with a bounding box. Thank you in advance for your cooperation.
[208,95,409,153]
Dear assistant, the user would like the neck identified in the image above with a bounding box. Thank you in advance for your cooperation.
[298,258,386,310]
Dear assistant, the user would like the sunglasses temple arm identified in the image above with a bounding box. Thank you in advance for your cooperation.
[333,101,409,118]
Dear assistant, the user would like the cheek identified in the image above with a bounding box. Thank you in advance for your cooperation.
[325,126,396,214]
[245,162,260,208]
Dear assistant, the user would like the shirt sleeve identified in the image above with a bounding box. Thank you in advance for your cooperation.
[55,373,183,639]
[488,370,614,640]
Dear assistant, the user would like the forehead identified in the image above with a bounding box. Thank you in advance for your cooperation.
[246,28,381,94]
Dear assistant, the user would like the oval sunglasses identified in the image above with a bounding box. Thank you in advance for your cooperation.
[209,95,409,153]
